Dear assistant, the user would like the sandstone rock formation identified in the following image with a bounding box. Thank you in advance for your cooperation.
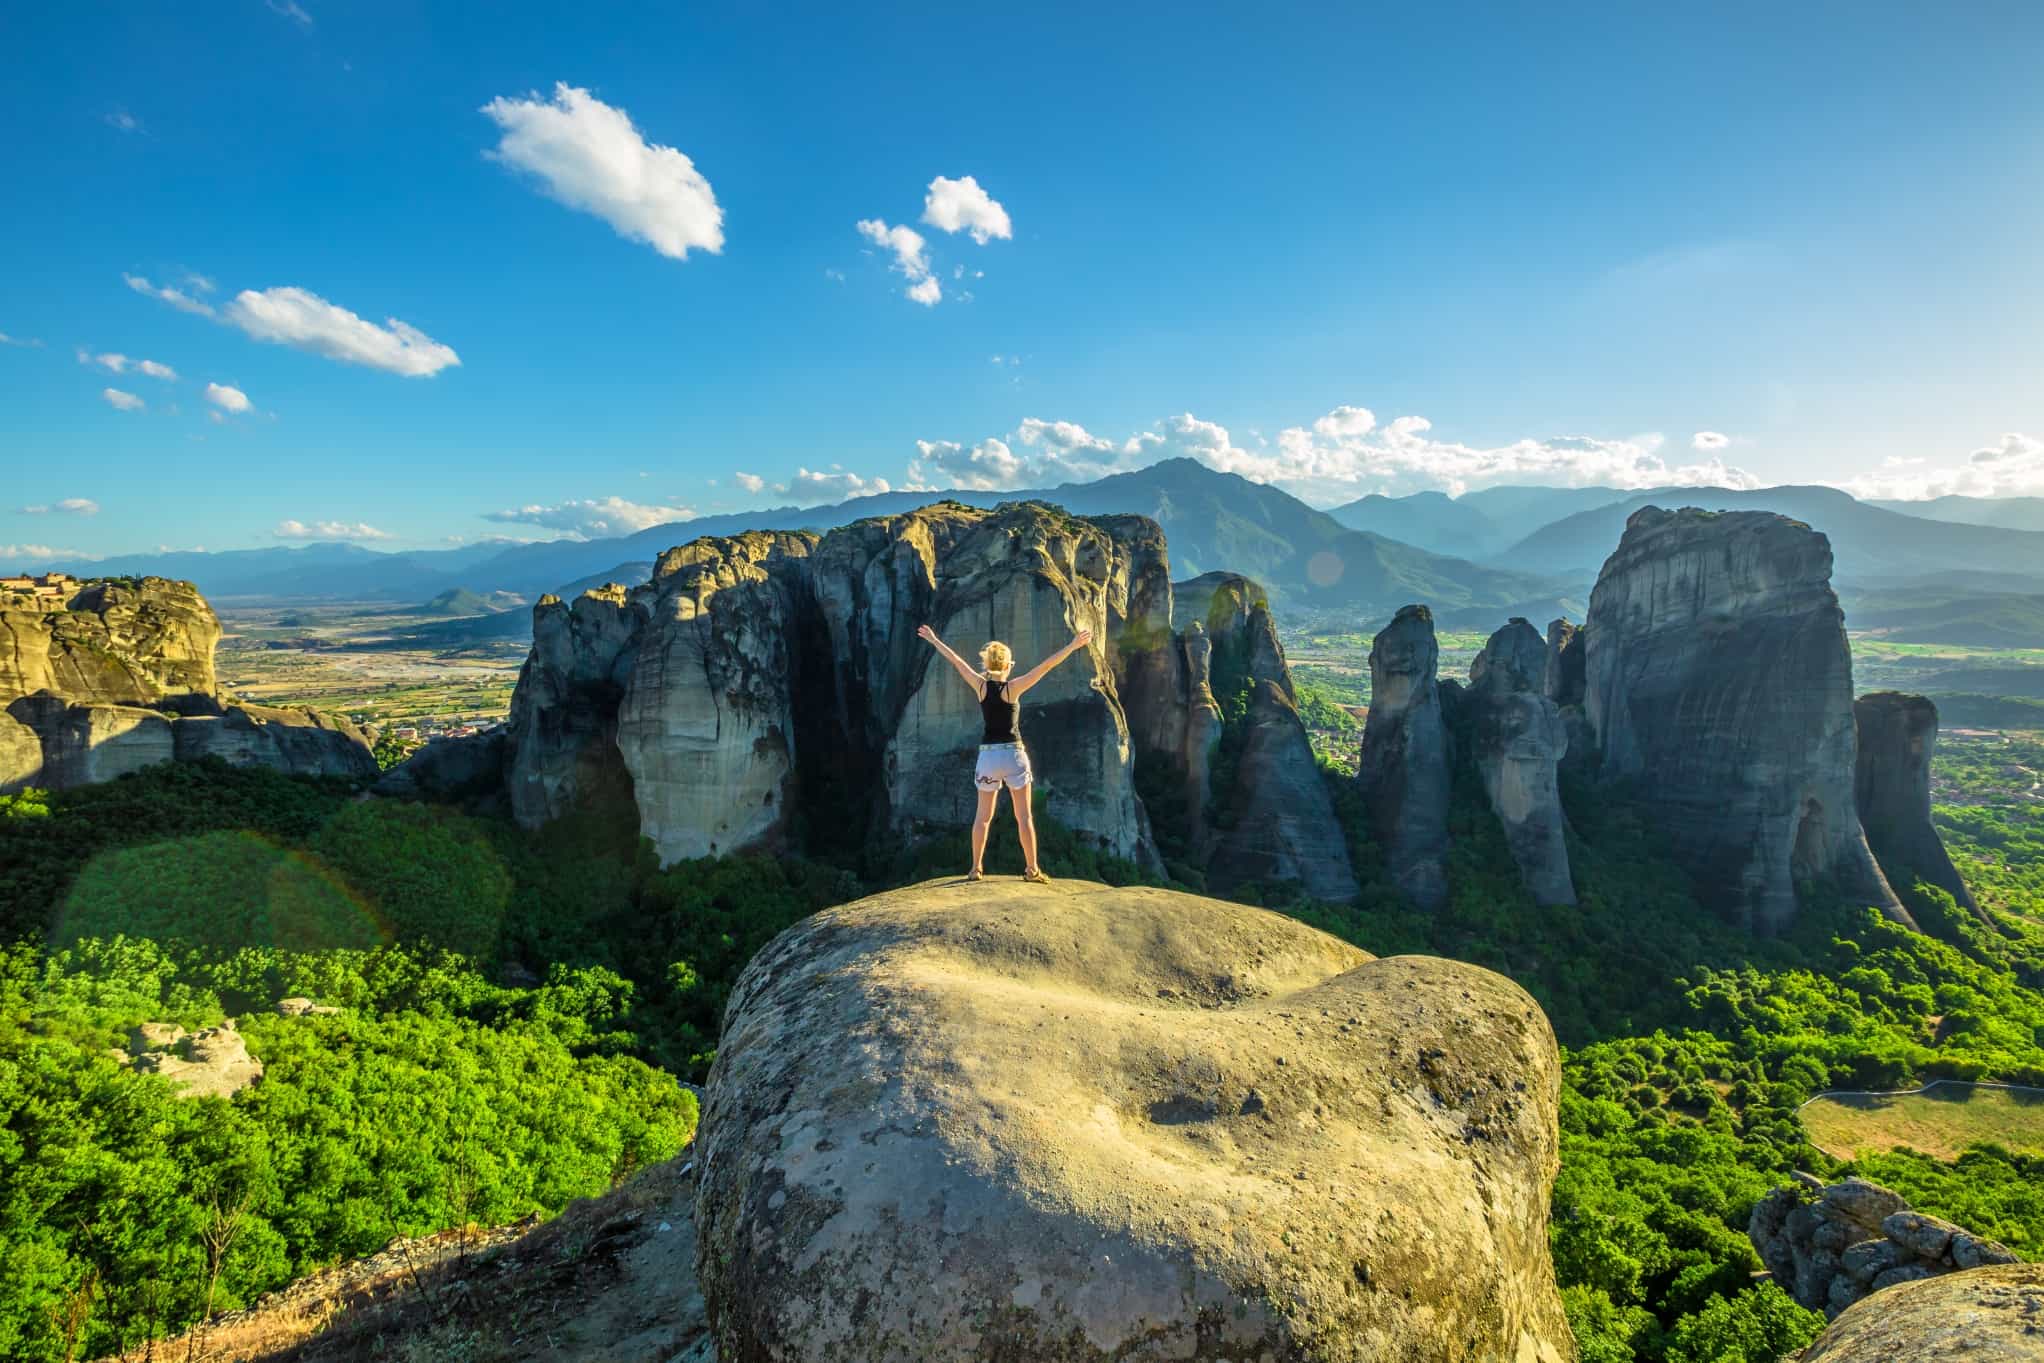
[1583,507,1908,933]
[1467,619,1575,905]
[1543,618,1584,708]
[113,1019,264,1100]
[0,576,375,791]
[501,506,1357,895]
[0,576,219,702]
[695,877,1570,1363]
[1853,692,1981,917]
[1358,604,1452,909]
[1749,1175,2018,1318]
[375,729,509,802]
[1796,1263,2044,1362]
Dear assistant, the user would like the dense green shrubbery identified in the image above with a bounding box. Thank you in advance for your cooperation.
[0,937,693,1361]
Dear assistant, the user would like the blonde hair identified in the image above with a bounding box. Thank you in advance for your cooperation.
[979,641,1013,678]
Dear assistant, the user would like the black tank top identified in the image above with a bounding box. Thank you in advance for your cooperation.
[980,678,1019,743]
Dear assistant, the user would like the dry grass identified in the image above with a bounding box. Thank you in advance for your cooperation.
[1801,1081,2044,1161]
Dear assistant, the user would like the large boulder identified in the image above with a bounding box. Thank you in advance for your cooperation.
[1207,679,1361,901]
[1467,620,1575,906]
[696,878,1570,1363]
[374,729,510,801]
[1749,1175,2016,1318]
[1796,1263,2044,1361]
[1853,692,1981,917]
[1358,604,1452,909]
[172,700,379,779]
[507,581,658,826]
[1583,507,1906,933]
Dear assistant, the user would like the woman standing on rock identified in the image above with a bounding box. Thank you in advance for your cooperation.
[916,623,1092,883]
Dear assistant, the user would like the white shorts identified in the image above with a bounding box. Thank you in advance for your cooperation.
[974,742,1032,791]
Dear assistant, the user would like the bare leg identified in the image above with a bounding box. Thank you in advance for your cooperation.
[971,787,998,875]
[1010,784,1040,875]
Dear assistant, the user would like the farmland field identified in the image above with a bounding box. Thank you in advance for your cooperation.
[1801,1082,2044,1161]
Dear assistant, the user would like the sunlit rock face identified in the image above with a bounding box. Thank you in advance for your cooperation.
[1467,618,1575,906]
[1582,506,1906,934]
[1852,691,1980,917]
[0,577,375,791]
[696,878,1571,1363]
[1357,604,1452,910]
[500,506,1358,898]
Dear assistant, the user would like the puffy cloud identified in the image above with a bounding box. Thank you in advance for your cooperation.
[18,499,99,516]
[105,108,142,133]
[274,519,390,541]
[482,83,723,260]
[1692,430,1730,451]
[224,286,459,377]
[908,404,1761,504]
[855,218,942,304]
[101,387,144,412]
[483,495,695,539]
[79,350,128,372]
[734,472,765,494]
[205,382,252,414]
[778,467,892,503]
[137,359,177,380]
[920,175,1011,244]
[1841,432,2044,500]
[0,544,81,561]
[124,273,216,317]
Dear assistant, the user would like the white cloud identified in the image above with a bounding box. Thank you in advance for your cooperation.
[1842,432,2044,500]
[101,387,144,412]
[482,83,723,260]
[0,544,82,562]
[124,273,216,317]
[137,359,177,380]
[483,495,695,539]
[906,276,942,307]
[854,217,943,305]
[778,467,892,504]
[824,267,845,282]
[224,286,459,377]
[274,519,390,541]
[734,472,765,494]
[265,0,313,26]
[0,330,43,348]
[18,499,99,516]
[905,404,1762,504]
[205,382,252,414]
[79,350,128,372]
[920,175,1011,245]
[1692,430,1731,451]
[105,108,141,133]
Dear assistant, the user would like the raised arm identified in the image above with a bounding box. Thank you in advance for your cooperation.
[1008,628,1094,699]
[916,624,989,696]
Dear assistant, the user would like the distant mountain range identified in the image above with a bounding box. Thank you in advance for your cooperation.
[36,462,2044,641]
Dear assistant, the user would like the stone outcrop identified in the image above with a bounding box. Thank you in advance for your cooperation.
[112,1019,264,1100]
[0,576,375,792]
[1466,619,1575,905]
[1543,619,1584,708]
[1853,692,1981,917]
[1582,507,1908,934]
[0,576,219,702]
[1749,1175,2018,1319]
[502,507,1357,895]
[1796,1263,2044,1362]
[1357,604,1452,909]
[695,877,1570,1363]
[375,729,509,802]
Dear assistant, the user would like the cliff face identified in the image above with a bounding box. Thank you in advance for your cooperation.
[1853,692,1980,917]
[1583,507,1906,933]
[0,577,375,792]
[1467,619,1575,906]
[498,507,1357,896]
[1357,604,1452,910]
[0,577,220,704]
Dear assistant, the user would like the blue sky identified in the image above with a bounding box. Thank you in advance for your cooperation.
[4,1,2042,559]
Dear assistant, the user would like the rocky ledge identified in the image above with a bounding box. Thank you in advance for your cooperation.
[694,877,1570,1362]
[1796,1263,2044,1362]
